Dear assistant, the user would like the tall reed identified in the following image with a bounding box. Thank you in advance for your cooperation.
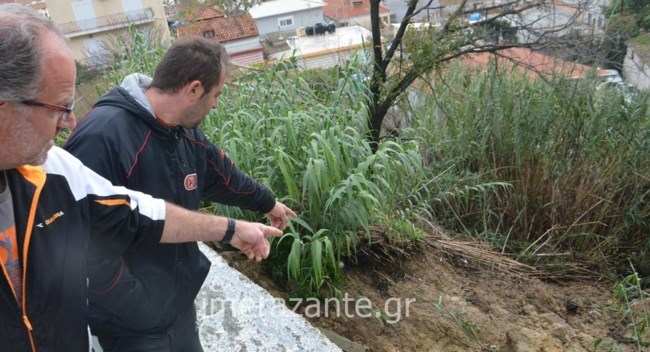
[413,62,650,263]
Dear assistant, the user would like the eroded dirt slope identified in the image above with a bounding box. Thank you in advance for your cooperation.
[219,241,641,352]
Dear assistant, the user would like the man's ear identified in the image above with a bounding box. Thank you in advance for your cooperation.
[185,80,204,102]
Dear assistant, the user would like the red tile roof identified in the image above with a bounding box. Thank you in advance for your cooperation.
[323,0,390,21]
[195,6,225,21]
[462,48,601,79]
[177,7,259,43]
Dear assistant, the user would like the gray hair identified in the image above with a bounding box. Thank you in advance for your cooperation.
[0,4,67,102]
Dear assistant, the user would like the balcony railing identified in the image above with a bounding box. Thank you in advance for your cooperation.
[59,7,155,37]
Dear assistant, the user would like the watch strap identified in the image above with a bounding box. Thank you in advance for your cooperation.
[220,217,236,245]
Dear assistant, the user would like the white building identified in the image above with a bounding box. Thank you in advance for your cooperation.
[249,0,326,38]
[624,45,650,91]
[268,25,374,69]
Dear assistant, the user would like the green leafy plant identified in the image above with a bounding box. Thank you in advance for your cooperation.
[433,295,482,345]
[612,264,650,349]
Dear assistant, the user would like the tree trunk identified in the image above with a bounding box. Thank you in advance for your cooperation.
[367,104,387,154]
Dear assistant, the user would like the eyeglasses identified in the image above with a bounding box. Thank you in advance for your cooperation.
[21,99,74,122]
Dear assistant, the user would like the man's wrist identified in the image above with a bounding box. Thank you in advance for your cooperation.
[220,218,236,245]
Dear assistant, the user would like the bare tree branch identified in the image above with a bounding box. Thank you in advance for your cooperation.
[363,0,602,152]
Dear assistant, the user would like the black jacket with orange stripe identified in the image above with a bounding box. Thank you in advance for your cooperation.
[63,74,276,337]
[0,147,166,351]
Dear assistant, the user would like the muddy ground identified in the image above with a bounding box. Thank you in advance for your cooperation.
[217,237,647,352]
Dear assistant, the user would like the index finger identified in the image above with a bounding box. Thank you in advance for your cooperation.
[262,225,283,237]
[285,206,298,218]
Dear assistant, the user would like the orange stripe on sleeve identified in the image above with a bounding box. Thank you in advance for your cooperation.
[94,199,131,207]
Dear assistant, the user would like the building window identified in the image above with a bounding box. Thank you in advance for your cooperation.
[278,16,294,27]
[352,0,363,7]
[203,30,215,38]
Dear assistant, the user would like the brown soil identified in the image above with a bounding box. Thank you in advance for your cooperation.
[217,238,644,352]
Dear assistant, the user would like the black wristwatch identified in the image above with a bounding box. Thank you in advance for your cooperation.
[220,218,236,245]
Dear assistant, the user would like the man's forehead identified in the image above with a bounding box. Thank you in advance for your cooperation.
[38,33,76,100]
[39,29,71,56]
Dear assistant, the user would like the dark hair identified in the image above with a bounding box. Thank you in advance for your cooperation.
[150,37,230,95]
[0,4,67,102]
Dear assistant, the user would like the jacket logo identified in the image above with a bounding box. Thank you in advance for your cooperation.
[184,173,198,191]
[36,211,64,228]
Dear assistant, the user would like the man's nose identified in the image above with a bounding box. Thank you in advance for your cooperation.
[59,111,77,129]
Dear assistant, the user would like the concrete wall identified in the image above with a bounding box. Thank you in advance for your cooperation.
[623,46,650,91]
[195,243,341,351]
[297,46,360,68]
[339,14,390,30]
[268,25,372,68]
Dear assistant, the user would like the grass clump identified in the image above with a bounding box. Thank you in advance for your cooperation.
[610,264,650,349]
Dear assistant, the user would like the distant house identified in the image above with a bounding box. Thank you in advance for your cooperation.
[624,42,650,90]
[267,25,373,69]
[322,0,391,29]
[437,0,504,21]
[508,3,579,44]
[563,0,610,33]
[249,0,325,38]
[177,6,263,65]
[384,0,443,24]
[383,0,509,26]
[434,0,603,35]
[44,0,171,66]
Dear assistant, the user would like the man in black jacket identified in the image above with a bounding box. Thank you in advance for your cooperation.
[64,37,297,351]
[0,5,284,351]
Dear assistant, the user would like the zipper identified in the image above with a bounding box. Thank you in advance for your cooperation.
[17,165,47,352]
[171,126,183,141]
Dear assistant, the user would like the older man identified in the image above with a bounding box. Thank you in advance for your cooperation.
[0,5,283,351]
[64,37,297,351]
